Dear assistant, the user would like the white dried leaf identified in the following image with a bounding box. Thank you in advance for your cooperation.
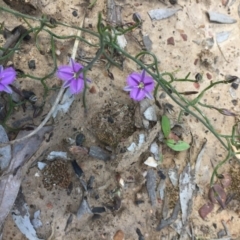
[179,163,195,224]
[150,142,159,160]
[168,168,178,187]
[157,179,166,200]
[37,162,46,170]
[148,8,181,20]
[0,126,52,227]
[31,210,42,229]
[77,198,92,219]
[142,119,149,129]
[127,142,137,152]
[46,151,68,161]
[229,87,237,99]
[208,11,237,24]
[144,156,158,168]
[52,88,75,118]
[138,134,145,146]
[12,200,42,240]
[171,218,183,234]
[139,99,152,113]
[144,106,157,121]
[216,31,231,43]
[117,35,127,49]
[0,125,11,170]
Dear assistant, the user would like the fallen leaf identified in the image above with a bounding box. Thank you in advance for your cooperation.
[146,169,157,206]
[148,8,181,20]
[12,190,42,240]
[0,125,11,170]
[208,11,236,24]
[199,202,214,219]
[209,184,227,208]
[216,31,231,43]
[77,197,92,219]
[179,163,195,224]
[144,156,158,168]
[168,168,178,187]
[0,126,53,227]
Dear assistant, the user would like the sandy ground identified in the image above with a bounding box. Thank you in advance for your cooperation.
[1,0,240,239]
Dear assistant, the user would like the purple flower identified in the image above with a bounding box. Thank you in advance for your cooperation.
[0,65,16,94]
[123,70,155,101]
[57,58,90,94]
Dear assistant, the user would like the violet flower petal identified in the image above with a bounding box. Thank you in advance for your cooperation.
[140,70,146,81]
[70,79,84,94]
[0,83,12,94]
[70,58,84,73]
[0,66,3,73]
[130,88,145,101]
[144,90,154,99]
[143,79,155,92]
[73,63,83,74]
[57,66,73,81]
[123,86,134,92]
[127,73,141,86]
[0,67,16,85]
[69,58,75,69]
[62,79,73,88]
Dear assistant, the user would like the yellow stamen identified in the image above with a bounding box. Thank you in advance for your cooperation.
[138,82,144,89]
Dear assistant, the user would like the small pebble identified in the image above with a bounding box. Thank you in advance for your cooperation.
[195,73,202,81]
[194,59,198,65]
[55,49,61,56]
[92,214,101,221]
[72,10,78,17]
[169,0,177,4]
[231,82,239,90]
[76,133,85,146]
[206,72,212,80]
[232,99,238,106]
[46,202,53,209]
[159,92,166,99]
[89,146,111,161]
[71,160,83,177]
[167,37,175,45]
[89,86,97,94]
[180,33,187,41]
[28,60,36,70]
[113,230,124,240]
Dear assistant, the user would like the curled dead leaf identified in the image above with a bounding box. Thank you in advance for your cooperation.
[209,184,227,208]
[221,173,232,188]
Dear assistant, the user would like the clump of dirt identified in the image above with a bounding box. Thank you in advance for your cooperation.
[91,100,135,148]
[42,160,71,190]
[166,185,179,209]
[229,166,240,202]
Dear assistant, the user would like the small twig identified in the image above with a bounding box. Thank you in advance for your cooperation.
[217,42,229,63]
[222,220,231,238]
[156,199,181,231]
